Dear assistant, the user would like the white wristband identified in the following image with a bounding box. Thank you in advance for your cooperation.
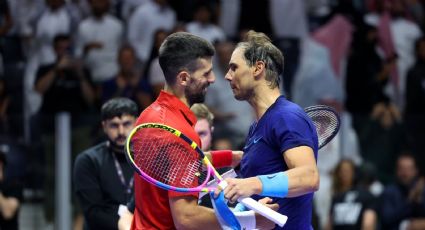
[118,204,128,217]
[233,210,256,230]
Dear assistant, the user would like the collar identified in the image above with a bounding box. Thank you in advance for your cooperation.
[156,90,197,126]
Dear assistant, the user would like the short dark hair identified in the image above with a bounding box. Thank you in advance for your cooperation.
[101,97,138,121]
[158,32,215,85]
[237,30,284,89]
[53,34,71,46]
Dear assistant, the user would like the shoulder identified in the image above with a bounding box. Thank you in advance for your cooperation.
[75,142,108,165]
[267,98,308,126]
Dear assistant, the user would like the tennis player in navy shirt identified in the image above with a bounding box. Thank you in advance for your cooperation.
[215,30,319,230]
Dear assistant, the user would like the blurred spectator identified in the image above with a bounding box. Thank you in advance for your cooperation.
[218,0,240,40]
[186,2,226,44]
[119,0,148,22]
[326,159,378,230]
[34,0,71,65]
[146,29,169,98]
[0,0,12,37]
[380,153,425,230]
[365,0,422,109]
[405,36,425,174]
[0,79,9,134]
[345,22,406,183]
[205,41,254,148]
[0,150,23,230]
[127,0,176,65]
[34,34,96,223]
[74,97,137,230]
[100,44,152,111]
[75,0,123,84]
[35,34,95,118]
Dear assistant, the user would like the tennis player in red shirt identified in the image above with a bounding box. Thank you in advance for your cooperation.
[130,32,276,230]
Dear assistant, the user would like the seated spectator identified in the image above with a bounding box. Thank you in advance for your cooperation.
[380,153,425,230]
[100,45,153,112]
[0,150,23,230]
[327,159,378,230]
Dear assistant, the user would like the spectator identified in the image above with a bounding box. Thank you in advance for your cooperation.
[0,151,23,230]
[127,0,176,65]
[145,29,169,98]
[100,44,152,111]
[75,0,124,84]
[34,33,96,223]
[186,3,226,44]
[74,97,138,230]
[380,153,425,230]
[0,0,12,37]
[34,0,71,65]
[405,36,425,174]
[0,79,9,134]
[326,159,378,230]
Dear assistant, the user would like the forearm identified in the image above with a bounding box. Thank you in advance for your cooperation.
[35,70,56,94]
[284,165,320,197]
[80,79,95,105]
[170,196,220,230]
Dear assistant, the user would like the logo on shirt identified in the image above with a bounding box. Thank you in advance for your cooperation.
[243,135,263,150]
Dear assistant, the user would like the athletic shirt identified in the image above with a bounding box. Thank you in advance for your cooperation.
[240,95,318,230]
[131,91,200,230]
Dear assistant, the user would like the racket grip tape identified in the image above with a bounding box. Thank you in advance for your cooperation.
[218,181,288,227]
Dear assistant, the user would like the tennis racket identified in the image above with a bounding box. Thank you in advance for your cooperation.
[304,105,341,149]
[125,123,288,227]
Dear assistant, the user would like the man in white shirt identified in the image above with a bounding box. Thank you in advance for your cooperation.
[127,0,175,65]
[75,0,123,83]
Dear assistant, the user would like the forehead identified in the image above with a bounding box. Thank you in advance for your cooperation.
[230,47,246,64]
[195,119,211,130]
[105,115,136,123]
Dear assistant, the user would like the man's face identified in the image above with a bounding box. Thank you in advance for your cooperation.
[225,47,255,101]
[185,57,215,105]
[396,156,418,186]
[194,118,213,151]
[102,115,136,152]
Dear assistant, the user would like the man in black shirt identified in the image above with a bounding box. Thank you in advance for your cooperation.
[73,97,138,230]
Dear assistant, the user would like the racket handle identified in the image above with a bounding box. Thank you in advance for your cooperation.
[238,197,288,227]
[218,181,288,227]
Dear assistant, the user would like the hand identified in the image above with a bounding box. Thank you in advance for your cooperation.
[56,55,73,70]
[215,177,262,203]
[409,177,425,203]
[255,197,279,229]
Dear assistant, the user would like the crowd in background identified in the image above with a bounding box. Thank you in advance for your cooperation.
[0,0,424,229]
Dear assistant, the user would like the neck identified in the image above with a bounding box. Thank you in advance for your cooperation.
[248,84,281,119]
[163,84,190,107]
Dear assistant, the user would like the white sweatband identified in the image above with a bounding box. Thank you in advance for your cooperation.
[117,204,128,217]
[233,210,256,230]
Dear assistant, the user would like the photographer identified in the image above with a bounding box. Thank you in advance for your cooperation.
[34,33,96,225]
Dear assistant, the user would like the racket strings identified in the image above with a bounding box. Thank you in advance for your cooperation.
[130,128,205,188]
[307,109,339,147]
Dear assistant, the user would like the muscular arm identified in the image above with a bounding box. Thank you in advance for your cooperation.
[283,146,320,197]
[362,209,377,230]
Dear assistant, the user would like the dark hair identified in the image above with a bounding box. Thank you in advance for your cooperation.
[53,34,71,46]
[158,32,215,85]
[237,30,284,89]
[101,97,138,121]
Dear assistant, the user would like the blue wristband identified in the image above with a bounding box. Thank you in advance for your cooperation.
[257,172,289,198]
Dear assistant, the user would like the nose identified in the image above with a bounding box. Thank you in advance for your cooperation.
[208,72,215,83]
[225,71,232,81]
[118,125,126,135]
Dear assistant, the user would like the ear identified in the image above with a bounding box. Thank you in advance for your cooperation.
[253,61,265,78]
[101,121,107,132]
[177,71,191,86]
